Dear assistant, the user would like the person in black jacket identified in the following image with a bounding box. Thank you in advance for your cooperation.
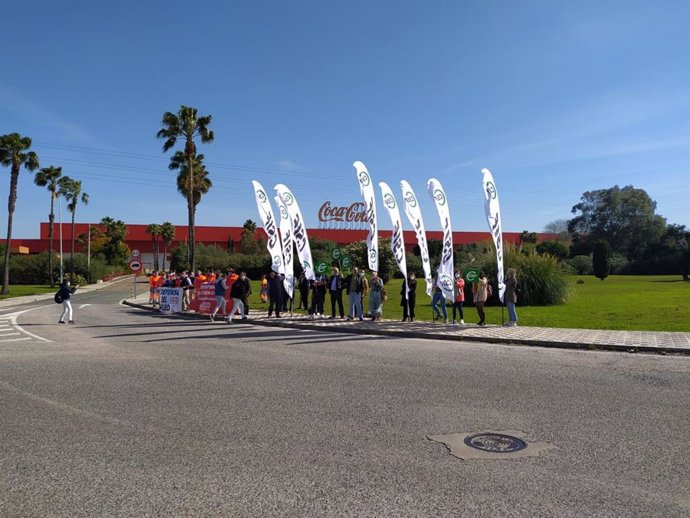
[233,271,252,317]
[298,273,310,310]
[401,272,417,322]
[309,273,327,319]
[227,274,247,322]
[328,267,345,319]
[267,270,283,318]
[57,279,78,324]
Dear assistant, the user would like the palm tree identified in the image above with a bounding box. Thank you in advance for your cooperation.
[156,105,214,274]
[168,152,211,271]
[159,222,176,271]
[146,223,162,270]
[59,177,89,275]
[34,165,63,287]
[0,133,40,295]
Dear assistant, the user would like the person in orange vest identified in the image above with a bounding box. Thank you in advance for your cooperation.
[260,274,268,303]
[149,271,161,306]
[207,270,217,283]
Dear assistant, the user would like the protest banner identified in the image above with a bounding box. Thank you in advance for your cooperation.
[159,287,183,314]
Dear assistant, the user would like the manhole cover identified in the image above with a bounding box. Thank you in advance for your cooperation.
[463,433,527,453]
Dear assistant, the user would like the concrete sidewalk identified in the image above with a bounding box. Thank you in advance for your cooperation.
[122,291,690,355]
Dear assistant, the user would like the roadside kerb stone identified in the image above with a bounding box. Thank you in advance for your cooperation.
[121,297,690,355]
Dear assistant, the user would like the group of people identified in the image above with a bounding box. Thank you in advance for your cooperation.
[260,266,519,326]
[209,269,252,323]
[148,268,252,323]
[426,268,519,327]
[145,264,519,327]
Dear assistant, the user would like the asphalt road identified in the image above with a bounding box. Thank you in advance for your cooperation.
[1,279,688,517]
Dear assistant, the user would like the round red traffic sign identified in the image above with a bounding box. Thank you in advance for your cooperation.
[128,259,142,272]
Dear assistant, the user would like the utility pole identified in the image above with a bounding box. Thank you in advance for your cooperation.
[58,195,64,282]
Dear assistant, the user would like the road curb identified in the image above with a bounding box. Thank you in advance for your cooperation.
[121,299,688,355]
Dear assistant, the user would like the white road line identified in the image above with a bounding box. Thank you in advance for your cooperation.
[1,337,31,342]
[79,304,91,309]
[1,305,53,343]
[0,332,21,337]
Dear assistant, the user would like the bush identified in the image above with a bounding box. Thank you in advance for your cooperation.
[508,250,568,305]
[536,241,569,260]
[456,244,568,306]
[9,253,52,284]
[567,255,592,275]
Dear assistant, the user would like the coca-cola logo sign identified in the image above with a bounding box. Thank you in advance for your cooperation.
[318,201,368,223]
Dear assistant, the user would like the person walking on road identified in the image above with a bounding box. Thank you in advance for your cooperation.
[227,275,247,323]
[210,272,228,322]
[57,279,78,324]
[234,271,252,317]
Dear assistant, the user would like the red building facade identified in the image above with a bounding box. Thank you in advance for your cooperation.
[9,222,549,256]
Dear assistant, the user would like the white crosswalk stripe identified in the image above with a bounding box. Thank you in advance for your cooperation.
[0,306,52,343]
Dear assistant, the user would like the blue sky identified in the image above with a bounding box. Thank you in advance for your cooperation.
[2,0,688,239]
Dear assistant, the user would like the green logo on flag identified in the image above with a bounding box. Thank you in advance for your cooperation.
[332,248,342,260]
[341,255,352,269]
[316,262,328,274]
[465,269,480,283]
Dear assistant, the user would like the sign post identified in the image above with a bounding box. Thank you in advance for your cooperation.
[129,258,142,299]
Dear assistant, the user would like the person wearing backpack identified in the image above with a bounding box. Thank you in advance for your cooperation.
[472,271,488,326]
[56,279,78,324]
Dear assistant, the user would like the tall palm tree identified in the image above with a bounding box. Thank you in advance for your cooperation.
[59,177,89,275]
[168,151,212,269]
[34,165,63,287]
[156,105,214,274]
[0,133,40,295]
[145,223,162,270]
[159,222,176,272]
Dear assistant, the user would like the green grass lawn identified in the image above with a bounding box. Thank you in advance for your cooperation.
[247,275,690,332]
[0,285,57,300]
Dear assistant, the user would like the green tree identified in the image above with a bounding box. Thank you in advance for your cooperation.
[0,133,40,294]
[98,217,128,266]
[34,165,63,287]
[59,177,89,274]
[240,219,260,255]
[168,151,212,243]
[145,223,162,270]
[569,185,666,259]
[157,105,214,274]
[592,240,611,281]
[159,221,176,271]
